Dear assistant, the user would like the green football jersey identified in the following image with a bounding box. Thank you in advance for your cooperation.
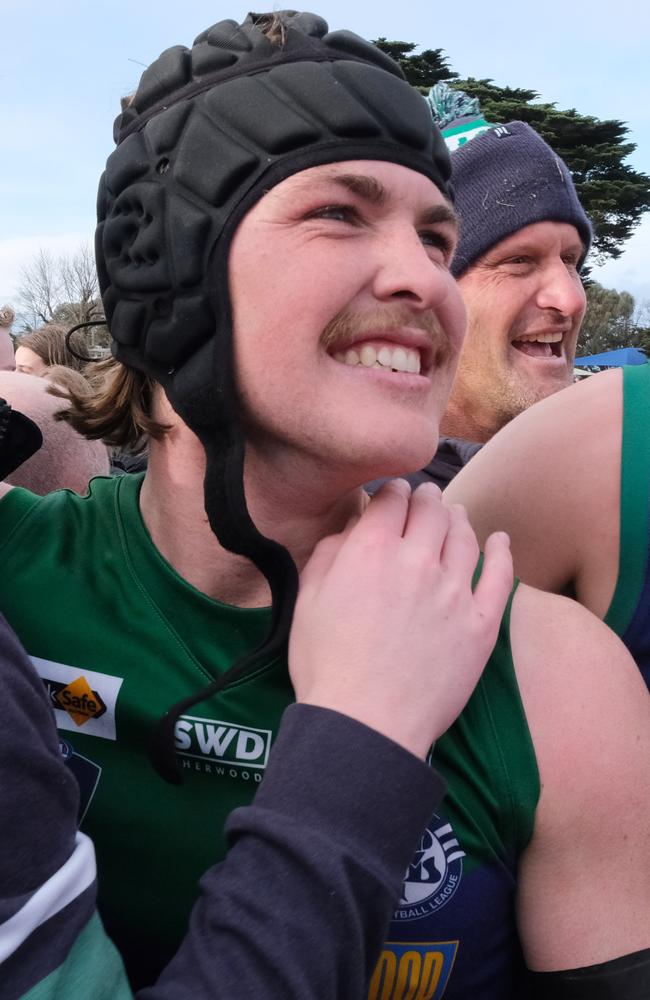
[0,474,539,997]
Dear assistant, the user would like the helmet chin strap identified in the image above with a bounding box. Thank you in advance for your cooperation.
[149,425,299,784]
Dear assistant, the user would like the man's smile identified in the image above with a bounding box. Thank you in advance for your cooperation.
[333,340,423,374]
[510,329,569,361]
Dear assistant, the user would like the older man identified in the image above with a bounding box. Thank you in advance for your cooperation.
[0,13,648,1000]
[383,121,591,489]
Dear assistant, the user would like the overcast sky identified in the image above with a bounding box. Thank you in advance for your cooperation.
[2,0,649,313]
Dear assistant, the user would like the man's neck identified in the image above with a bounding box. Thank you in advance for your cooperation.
[440,401,495,445]
[139,426,365,608]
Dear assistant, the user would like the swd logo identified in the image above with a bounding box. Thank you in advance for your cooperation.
[175,714,271,770]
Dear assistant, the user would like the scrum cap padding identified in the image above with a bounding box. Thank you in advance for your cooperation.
[96,11,451,411]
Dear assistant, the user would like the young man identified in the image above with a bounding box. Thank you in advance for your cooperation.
[446,363,650,687]
[1,13,649,999]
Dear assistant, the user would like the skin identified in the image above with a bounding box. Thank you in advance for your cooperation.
[229,163,467,496]
[0,371,109,494]
[2,163,648,973]
[511,582,650,969]
[291,478,513,758]
[15,345,48,376]
[446,368,622,618]
[441,221,587,443]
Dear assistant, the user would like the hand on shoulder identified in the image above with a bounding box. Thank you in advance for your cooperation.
[289,480,513,759]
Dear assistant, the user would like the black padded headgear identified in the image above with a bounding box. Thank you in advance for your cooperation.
[98,11,450,401]
[95,11,452,781]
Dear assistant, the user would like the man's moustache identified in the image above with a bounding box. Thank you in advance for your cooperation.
[320,306,451,364]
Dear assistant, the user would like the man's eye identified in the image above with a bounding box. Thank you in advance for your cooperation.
[420,230,453,258]
[497,256,535,270]
[307,205,357,223]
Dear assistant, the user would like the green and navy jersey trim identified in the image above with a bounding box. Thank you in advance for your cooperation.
[605,363,650,637]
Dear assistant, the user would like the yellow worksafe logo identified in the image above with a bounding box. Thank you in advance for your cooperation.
[368,941,458,999]
[53,675,107,727]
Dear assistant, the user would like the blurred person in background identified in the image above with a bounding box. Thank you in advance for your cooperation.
[0,370,108,493]
[15,323,89,376]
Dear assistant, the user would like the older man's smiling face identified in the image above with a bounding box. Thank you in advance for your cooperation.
[443,221,587,443]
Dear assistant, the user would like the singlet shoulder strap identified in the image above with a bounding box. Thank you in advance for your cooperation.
[605,364,650,634]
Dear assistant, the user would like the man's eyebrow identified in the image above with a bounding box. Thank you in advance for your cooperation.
[292,170,458,227]
[418,203,458,230]
[332,173,387,204]
[331,178,458,230]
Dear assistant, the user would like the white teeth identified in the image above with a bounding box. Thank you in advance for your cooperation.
[336,344,421,375]
[392,347,407,371]
[515,332,563,344]
[407,351,420,373]
[360,345,376,367]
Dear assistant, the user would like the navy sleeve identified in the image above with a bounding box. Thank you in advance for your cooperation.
[0,622,444,1000]
[143,704,444,1000]
[0,613,103,999]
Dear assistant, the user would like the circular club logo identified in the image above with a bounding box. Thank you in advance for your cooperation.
[395,817,465,921]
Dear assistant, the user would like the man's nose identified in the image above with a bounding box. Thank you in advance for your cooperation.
[370,227,451,311]
[536,260,586,319]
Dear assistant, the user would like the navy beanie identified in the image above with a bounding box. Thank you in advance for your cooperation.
[450,121,592,277]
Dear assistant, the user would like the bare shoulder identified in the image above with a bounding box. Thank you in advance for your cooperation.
[446,370,622,602]
[511,581,648,752]
[0,482,14,501]
[511,583,650,968]
[449,368,622,501]
[447,368,622,512]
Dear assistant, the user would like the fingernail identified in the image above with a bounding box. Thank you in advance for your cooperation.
[415,482,442,498]
[388,478,412,497]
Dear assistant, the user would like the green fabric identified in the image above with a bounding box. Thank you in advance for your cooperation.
[605,364,650,635]
[0,475,287,975]
[433,581,539,872]
[21,912,131,1000]
[0,474,539,986]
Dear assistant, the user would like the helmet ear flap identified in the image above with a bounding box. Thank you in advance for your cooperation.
[145,295,215,371]
[101,182,169,295]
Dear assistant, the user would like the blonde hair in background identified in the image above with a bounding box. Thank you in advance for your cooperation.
[16,324,89,373]
[50,355,170,452]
